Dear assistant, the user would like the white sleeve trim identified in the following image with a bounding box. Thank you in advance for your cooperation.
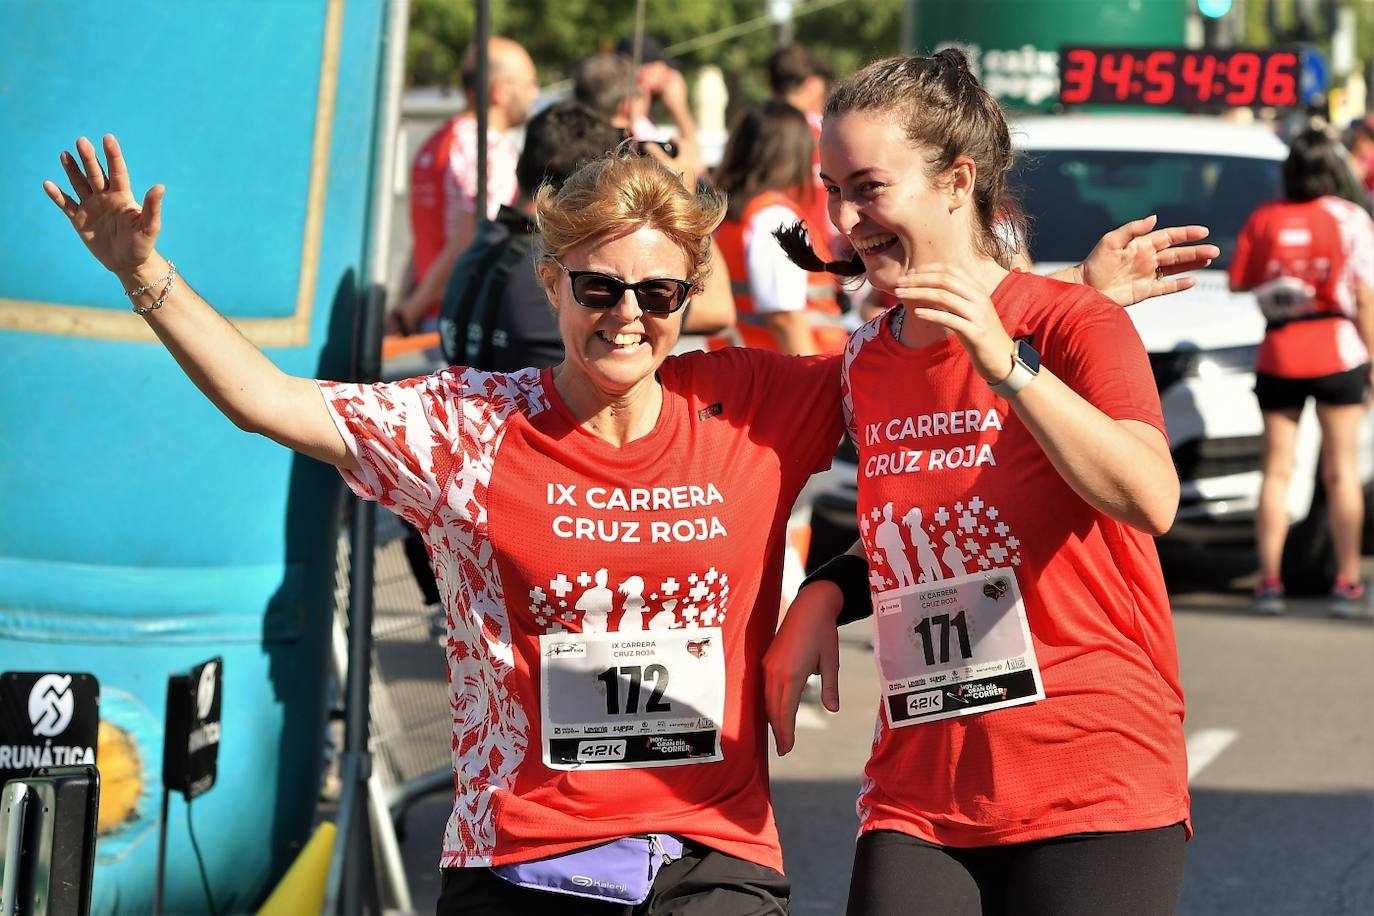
[746,205,810,315]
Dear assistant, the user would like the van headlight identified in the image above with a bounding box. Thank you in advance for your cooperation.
[1148,345,1258,391]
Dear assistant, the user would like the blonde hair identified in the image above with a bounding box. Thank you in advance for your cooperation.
[534,151,726,291]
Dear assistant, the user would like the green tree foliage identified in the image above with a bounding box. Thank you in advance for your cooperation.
[408,0,473,88]
[406,0,904,101]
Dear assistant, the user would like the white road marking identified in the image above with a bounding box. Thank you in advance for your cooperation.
[1186,728,1239,781]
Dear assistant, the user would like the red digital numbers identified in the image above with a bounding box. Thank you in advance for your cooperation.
[1224,51,1261,105]
[1260,52,1299,107]
[1060,46,1302,109]
[1060,48,1097,104]
[1099,52,1135,101]
[1180,53,1218,103]
[1141,50,1177,105]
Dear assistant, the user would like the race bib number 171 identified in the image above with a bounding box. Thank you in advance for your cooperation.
[873,569,1043,727]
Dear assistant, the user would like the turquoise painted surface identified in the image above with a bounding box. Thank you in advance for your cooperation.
[0,0,390,911]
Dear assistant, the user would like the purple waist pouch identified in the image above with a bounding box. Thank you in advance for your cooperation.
[491,834,684,905]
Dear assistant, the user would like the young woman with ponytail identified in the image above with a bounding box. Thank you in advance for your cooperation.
[766,50,1196,915]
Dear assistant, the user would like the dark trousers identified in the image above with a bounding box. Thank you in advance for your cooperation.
[847,824,1186,916]
[437,841,789,915]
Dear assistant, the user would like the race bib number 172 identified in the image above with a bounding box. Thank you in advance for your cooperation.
[539,628,725,770]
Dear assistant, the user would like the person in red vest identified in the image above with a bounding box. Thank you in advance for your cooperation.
[388,36,539,336]
[712,100,847,355]
[1231,128,1374,617]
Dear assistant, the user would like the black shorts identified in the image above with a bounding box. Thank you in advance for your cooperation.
[436,840,789,915]
[1255,364,1371,411]
[846,824,1186,916]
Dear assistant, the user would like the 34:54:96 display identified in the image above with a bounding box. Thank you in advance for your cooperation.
[1059,47,1300,109]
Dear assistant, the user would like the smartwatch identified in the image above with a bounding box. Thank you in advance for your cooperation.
[989,338,1040,396]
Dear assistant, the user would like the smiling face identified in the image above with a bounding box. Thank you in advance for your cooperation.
[820,110,975,293]
[541,225,689,403]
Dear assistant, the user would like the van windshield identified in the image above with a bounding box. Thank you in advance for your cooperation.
[1010,149,1282,271]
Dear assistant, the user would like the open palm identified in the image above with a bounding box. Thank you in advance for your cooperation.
[43,134,163,276]
[1082,215,1220,306]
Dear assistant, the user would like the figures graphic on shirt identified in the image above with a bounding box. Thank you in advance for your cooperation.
[941,531,968,577]
[617,576,647,631]
[577,568,613,633]
[647,598,677,631]
[902,506,943,583]
[535,569,730,634]
[875,502,916,588]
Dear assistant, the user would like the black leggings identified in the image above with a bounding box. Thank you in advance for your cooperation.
[846,824,1186,916]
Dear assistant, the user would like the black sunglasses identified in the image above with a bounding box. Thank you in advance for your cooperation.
[554,260,693,315]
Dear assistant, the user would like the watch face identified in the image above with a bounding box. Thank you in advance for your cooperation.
[1016,338,1041,374]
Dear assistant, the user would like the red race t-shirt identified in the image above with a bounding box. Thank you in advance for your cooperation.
[1230,196,1374,378]
[409,115,521,286]
[321,348,842,871]
[841,270,1190,847]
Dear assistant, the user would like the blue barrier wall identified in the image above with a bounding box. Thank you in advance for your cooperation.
[0,0,389,910]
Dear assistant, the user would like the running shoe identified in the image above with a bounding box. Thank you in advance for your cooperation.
[1252,576,1286,616]
[1328,578,1368,619]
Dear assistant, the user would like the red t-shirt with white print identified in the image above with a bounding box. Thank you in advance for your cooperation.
[320,347,842,872]
[841,270,1190,847]
[1229,196,1374,378]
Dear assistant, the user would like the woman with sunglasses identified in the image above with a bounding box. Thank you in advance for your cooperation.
[47,137,833,914]
[47,132,1209,915]
[765,51,1197,916]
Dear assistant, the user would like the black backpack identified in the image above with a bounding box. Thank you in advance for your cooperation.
[439,206,537,367]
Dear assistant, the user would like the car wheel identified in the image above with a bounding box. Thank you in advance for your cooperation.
[804,508,859,575]
[1281,477,1335,596]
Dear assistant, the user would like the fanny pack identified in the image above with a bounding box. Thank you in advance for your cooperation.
[491,834,684,905]
[1254,276,1319,324]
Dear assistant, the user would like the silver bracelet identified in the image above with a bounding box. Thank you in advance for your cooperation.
[128,261,177,316]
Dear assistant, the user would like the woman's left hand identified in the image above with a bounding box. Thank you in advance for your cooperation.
[894,264,1015,383]
[1081,215,1221,306]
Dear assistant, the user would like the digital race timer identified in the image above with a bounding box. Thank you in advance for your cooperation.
[1058,47,1301,108]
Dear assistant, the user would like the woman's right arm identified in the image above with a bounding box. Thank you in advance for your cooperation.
[45,135,356,472]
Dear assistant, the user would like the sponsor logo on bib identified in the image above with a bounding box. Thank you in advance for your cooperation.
[907,690,944,716]
[577,739,627,762]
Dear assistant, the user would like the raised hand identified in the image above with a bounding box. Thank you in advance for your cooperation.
[43,135,163,277]
[1081,215,1220,306]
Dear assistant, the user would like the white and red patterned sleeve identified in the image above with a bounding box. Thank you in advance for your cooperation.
[317,370,465,530]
